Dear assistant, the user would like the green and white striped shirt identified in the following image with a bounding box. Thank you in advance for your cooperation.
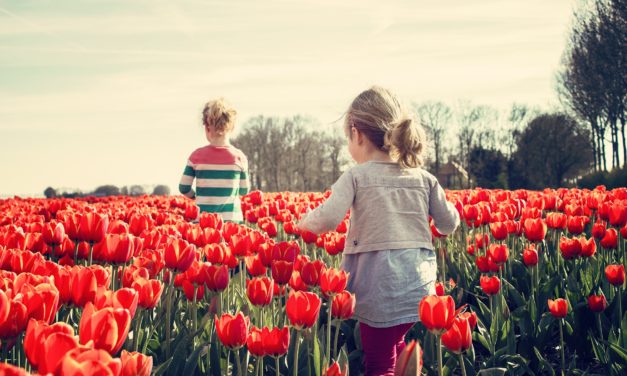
[179,144,249,222]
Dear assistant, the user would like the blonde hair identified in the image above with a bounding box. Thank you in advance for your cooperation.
[345,86,426,168]
[202,98,237,135]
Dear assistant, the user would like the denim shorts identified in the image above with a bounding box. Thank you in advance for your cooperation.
[341,248,437,328]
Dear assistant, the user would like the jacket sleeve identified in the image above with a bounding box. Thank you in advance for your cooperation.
[297,170,355,234]
[428,178,460,235]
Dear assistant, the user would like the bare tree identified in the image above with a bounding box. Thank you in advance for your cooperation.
[413,101,452,174]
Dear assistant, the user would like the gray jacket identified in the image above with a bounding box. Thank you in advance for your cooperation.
[298,161,460,254]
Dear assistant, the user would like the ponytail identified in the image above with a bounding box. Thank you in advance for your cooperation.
[386,118,425,169]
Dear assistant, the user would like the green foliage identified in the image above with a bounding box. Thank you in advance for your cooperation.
[578,165,627,189]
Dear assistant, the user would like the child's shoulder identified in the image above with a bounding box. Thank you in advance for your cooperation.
[349,162,438,186]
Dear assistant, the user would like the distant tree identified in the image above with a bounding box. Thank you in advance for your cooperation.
[232,115,348,192]
[509,113,593,189]
[129,185,146,196]
[468,146,508,188]
[152,185,171,196]
[413,101,452,174]
[558,0,626,170]
[120,186,129,196]
[93,185,120,196]
[43,187,57,198]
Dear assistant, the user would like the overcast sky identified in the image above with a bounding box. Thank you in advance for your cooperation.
[0,0,576,196]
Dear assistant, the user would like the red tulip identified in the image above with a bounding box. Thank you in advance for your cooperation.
[131,278,163,309]
[0,289,9,325]
[522,245,538,267]
[546,212,567,229]
[605,264,625,286]
[245,254,267,277]
[286,291,322,330]
[435,282,445,296]
[271,260,294,285]
[289,271,309,292]
[215,312,250,349]
[164,238,196,272]
[591,221,607,239]
[441,316,473,354]
[24,319,78,373]
[567,216,588,235]
[300,230,318,244]
[523,218,547,242]
[559,237,581,260]
[94,287,138,319]
[247,277,274,307]
[489,222,508,241]
[71,267,98,307]
[58,347,122,376]
[487,244,508,265]
[458,311,477,330]
[120,350,153,376]
[588,294,607,313]
[579,236,596,258]
[200,212,224,230]
[609,204,627,227]
[475,255,500,273]
[261,326,290,357]
[94,233,134,264]
[324,361,348,376]
[600,228,618,249]
[480,275,500,296]
[301,260,327,287]
[548,298,568,318]
[394,340,423,376]
[41,222,65,246]
[0,298,28,340]
[418,295,456,335]
[77,212,109,243]
[320,268,348,297]
[331,291,356,320]
[19,282,60,324]
[0,363,30,376]
[79,302,132,355]
[246,326,265,357]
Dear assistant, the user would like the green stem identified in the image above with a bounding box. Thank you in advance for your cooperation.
[597,313,603,339]
[437,335,443,376]
[458,353,467,376]
[276,355,281,376]
[165,274,174,358]
[333,320,341,359]
[293,330,301,376]
[618,285,623,329]
[559,319,565,376]
[88,241,94,265]
[73,241,79,265]
[133,308,144,351]
[236,348,243,376]
[326,297,332,365]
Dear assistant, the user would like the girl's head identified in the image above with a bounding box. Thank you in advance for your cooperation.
[202,98,237,138]
[345,86,426,168]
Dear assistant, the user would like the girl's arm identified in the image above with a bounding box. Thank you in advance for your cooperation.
[297,170,355,235]
[429,179,460,235]
[179,160,196,198]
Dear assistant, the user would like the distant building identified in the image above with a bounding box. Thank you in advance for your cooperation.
[435,161,469,189]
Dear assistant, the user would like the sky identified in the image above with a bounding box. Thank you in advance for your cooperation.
[0,0,577,196]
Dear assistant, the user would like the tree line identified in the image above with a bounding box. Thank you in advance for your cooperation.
[43,184,171,198]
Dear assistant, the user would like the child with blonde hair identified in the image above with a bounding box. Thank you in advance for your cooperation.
[179,98,249,222]
[298,86,459,375]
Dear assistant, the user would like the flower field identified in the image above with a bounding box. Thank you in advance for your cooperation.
[0,186,626,375]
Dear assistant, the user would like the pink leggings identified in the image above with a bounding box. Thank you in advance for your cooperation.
[359,322,415,376]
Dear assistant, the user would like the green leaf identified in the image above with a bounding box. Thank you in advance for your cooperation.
[533,347,555,376]
[152,358,173,376]
[504,279,526,308]
[209,337,222,376]
[182,343,207,375]
[606,341,627,364]
[313,332,321,376]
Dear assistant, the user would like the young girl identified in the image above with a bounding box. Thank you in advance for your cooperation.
[179,98,250,222]
[298,86,460,375]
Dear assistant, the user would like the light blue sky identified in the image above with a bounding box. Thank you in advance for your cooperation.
[0,0,575,196]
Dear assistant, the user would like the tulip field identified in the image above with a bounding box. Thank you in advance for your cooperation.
[0,187,626,375]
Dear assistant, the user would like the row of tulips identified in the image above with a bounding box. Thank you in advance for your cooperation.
[1,185,626,375]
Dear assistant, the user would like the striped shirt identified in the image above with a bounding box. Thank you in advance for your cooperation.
[179,145,249,222]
